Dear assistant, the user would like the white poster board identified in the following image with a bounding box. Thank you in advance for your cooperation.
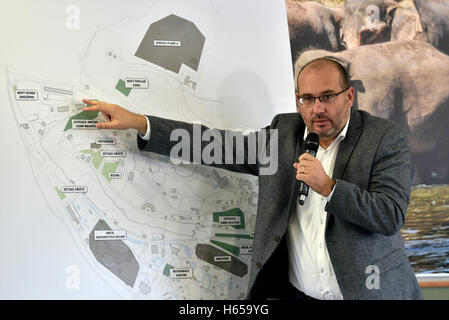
[0,0,295,299]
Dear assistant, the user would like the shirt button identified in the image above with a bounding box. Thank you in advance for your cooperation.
[319,243,323,249]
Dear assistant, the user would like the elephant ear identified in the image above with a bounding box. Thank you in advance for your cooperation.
[390,0,424,42]
[330,6,345,50]
[385,0,400,16]
[384,0,400,28]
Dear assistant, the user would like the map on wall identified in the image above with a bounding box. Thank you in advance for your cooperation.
[0,0,295,299]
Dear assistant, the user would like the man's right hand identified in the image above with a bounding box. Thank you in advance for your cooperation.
[83,99,147,135]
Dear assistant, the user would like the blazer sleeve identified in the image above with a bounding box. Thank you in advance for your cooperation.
[136,115,279,176]
[325,125,412,236]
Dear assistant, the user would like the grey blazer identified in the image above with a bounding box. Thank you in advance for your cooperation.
[137,108,423,300]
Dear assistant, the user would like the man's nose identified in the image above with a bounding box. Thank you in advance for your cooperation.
[312,98,326,113]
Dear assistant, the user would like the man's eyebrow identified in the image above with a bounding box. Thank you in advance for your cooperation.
[320,89,338,94]
[298,89,339,96]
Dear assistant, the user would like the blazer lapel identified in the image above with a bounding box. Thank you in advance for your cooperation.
[326,110,362,227]
[332,109,363,181]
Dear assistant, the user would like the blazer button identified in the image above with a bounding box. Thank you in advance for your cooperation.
[256,262,262,269]
[274,235,281,242]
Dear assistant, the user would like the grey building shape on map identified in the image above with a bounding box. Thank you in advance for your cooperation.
[195,244,248,278]
[90,142,101,149]
[43,86,73,96]
[135,14,205,73]
[66,205,80,224]
[151,244,158,254]
[57,105,69,112]
[212,170,229,189]
[89,219,140,287]
[139,281,151,295]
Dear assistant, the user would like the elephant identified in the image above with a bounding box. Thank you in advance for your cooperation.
[413,0,449,56]
[342,0,449,56]
[287,0,345,64]
[342,0,397,49]
[295,40,449,185]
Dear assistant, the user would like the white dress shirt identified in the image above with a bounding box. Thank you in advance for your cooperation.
[139,116,151,141]
[286,114,350,300]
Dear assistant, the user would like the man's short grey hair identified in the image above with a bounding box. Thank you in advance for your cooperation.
[294,52,350,92]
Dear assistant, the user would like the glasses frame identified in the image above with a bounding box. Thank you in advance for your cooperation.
[296,87,349,106]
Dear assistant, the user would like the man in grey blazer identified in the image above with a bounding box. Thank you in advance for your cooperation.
[83,54,422,300]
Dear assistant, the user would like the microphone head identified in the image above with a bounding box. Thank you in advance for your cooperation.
[305,132,319,152]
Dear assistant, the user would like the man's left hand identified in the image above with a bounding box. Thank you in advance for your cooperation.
[293,153,335,197]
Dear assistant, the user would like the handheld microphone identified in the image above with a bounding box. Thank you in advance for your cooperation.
[298,132,319,205]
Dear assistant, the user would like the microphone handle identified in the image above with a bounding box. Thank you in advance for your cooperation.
[298,149,317,205]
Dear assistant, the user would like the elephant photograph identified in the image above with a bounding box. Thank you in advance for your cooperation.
[286,0,449,275]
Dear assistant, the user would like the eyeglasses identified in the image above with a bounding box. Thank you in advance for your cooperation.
[296,87,348,106]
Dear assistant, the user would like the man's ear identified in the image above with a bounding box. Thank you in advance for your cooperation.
[346,87,355,107]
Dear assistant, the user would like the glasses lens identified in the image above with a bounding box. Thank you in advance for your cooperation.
[320,95,334,104]
[301,96,314,105]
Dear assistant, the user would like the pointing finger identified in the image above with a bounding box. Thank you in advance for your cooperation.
[83,99,103,112]
[82,98,99,105]
[84,101,112,114]
[84,105,99,112]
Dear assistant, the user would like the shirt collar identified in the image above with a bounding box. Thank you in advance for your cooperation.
[303,111,351,143]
